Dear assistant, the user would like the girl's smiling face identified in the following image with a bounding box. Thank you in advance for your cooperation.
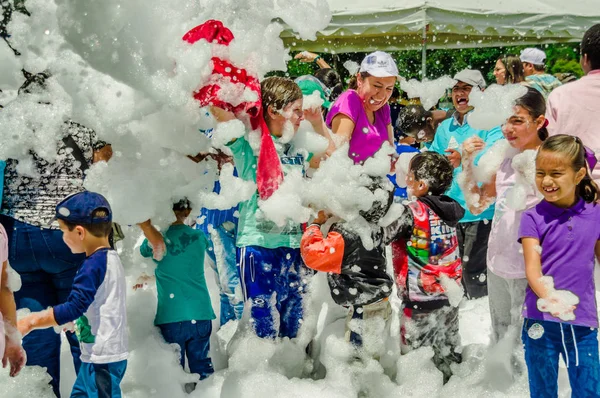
[535,150,586,208]
[357,75,396,113]
[502,105,544,151]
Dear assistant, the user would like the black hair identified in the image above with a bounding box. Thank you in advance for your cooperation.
[63,208,112,238]
[396,105,432,139]
[538,134,599,203]
[582,24,600,71]
[359,178,394,223]
[497,54,525,84]
[313,68,344,103]
[515,87,548,141]
[410,152,454,195]
[532,64,545,72]
[173,198,192,212]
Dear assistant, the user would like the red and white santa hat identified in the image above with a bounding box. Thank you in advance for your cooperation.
[183,20,283,200]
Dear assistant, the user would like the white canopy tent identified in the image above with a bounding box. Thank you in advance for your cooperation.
[281,0,600,75]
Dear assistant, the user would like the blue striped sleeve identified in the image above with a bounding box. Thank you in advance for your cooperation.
[53,250,107,325]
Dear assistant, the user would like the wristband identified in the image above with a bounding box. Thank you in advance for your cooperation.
[313,55,321,64]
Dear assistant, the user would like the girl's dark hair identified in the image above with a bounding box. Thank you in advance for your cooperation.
[538,134,599,203]
[410,152,453,195]
[497,54,525,84]
[515,87,548,141]
[313,68,343,103]
[261,76,303,120]
[348,72,370,90]
[173,198,192,212]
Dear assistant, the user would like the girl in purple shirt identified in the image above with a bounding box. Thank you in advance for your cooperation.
[519,134,600,397]
[326,51,398,164]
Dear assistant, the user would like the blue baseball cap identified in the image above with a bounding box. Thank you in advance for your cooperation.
[55,191,112,224]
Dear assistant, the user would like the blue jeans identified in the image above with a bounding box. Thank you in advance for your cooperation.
[238,246,311,339]
[158,320,214,380]
[0,215,84,397]
[205,224,243,326]
[70,360,127,398]
[522,318,600,397]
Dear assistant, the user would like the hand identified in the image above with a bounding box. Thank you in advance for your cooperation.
[138,220,167,261]
[209,106,236,123]
[133,274,153,291]
[462,137,485,157]
[445,149,462,168]
[294,51,319,63]
[2,339,26,377]
[303,107,323,126]
[312,210,330,225]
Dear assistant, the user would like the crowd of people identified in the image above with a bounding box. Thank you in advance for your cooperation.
[1,18,600,398]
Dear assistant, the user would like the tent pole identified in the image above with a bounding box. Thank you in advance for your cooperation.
[421,24,428,78]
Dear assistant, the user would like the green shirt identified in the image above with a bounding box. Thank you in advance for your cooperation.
[228,136,307,249]
[140,224,215,325]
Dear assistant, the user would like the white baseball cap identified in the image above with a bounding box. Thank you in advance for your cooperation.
[359,51,400,78]
[520,48,546,66]
[453,69,487,90]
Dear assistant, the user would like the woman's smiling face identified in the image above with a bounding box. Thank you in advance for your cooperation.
[357,75,397,113]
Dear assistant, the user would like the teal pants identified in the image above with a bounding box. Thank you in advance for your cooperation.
[71,360,127,398]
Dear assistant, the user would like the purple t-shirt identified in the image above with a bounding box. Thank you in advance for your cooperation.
[519,199,600,328]
[326,90,391,164]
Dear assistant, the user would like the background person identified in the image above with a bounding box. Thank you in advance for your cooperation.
[546,24,600,184]
[493,54,525,85]
[429,69,504,299]
[520,48,562,99]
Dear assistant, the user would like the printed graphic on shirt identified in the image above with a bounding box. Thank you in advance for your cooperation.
[75,315,96,344]
[406,202,461,297]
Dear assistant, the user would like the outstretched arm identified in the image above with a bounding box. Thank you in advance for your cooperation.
[459,137,497,215]
[1,261,26,377]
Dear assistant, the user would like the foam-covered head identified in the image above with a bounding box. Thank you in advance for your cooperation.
[358,178,393,223]
[409,152,453,196]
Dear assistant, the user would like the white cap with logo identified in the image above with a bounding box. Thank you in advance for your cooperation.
[453,69,487,90]
[520,48,546,66]
[359,51,400,78]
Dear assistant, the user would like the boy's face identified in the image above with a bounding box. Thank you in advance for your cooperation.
[58,219,86,254]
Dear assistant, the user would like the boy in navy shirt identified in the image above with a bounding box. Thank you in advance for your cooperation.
[18,192,128,398]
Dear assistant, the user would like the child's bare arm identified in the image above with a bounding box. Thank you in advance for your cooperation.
[459,137,497,215]
[0,261,17,331]
[595,241,600,265]
[522,237,548,299]
[17,308,58,337]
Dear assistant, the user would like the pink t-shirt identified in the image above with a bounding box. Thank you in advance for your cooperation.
[326,90,391,164]
[546,70,600,183]
[0,224,8,359]
[487,157,541,279]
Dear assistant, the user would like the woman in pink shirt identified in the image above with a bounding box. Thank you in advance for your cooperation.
[326,51,398,164]
[0,224,26,377]
[459,88,547,349]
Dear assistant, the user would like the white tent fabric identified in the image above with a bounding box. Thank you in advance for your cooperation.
[281,0,600,52]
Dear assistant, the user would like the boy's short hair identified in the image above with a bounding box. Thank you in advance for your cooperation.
[410,152,453,195]
[63,209,113,238]
[173,198,192,212]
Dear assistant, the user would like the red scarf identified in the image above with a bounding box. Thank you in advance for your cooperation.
[183,20,283,199]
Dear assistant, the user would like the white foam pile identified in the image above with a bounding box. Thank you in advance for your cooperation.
[0,1,590,397]
[400,76,456,110]
[468,84,528,131]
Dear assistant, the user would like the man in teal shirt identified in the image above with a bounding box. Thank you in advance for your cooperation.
[430,69,504,299]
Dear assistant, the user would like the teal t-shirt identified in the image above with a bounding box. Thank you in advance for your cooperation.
[430,113,504,223]
[140,224,215,325]
[228,136,307,249]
